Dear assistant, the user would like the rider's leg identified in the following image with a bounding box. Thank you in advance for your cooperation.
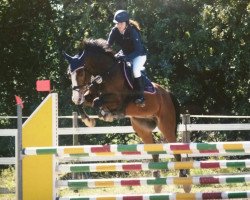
[133,77,145,107]
[132,55,146,107]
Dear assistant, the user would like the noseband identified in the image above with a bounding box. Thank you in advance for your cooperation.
[72,75,103,92]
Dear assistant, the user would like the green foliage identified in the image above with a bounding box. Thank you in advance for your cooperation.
[0,167,15,190]
[0,0,249,149]
[0,137,15,158]
[1,0,249,116]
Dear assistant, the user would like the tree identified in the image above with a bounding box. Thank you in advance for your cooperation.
[0,0,249,154]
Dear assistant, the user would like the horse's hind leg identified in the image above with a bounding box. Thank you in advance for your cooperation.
[157,114,191,192]
[130,117,162,193]
[157,116,181,164]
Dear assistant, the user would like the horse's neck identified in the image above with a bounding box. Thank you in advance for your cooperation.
[104,61,131,112]
[104,61,129,93]
[95,59,117,76]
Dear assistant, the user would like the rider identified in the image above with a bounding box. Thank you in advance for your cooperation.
[107,10,147,107]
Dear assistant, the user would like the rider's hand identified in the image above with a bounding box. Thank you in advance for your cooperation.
[116,55,127,62]
[115,51,127,62]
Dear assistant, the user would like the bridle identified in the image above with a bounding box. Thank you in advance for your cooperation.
[72,74,103,92]
[71,59,118,93]
[70,67,91,93]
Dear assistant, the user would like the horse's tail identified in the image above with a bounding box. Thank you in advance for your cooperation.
[170,92,180,136]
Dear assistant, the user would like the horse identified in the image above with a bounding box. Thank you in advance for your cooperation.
[64,38,189,193]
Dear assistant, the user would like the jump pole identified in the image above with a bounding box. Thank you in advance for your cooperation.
[17,93,250,199]
[21,93,58,200]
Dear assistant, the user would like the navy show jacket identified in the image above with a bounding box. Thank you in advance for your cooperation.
[107,25,146,61]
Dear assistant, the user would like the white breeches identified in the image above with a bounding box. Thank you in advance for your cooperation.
[132,55,146,78]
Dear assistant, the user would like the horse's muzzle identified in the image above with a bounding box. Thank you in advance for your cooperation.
[72,90,85,105]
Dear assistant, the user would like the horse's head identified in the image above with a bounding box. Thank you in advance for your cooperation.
[63,38,116,105]
[63,51,88,105]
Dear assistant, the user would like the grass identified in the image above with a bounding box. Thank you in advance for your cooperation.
[0,167,15,200]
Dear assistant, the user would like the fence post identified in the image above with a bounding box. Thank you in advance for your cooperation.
[72,112,82,182]
[16,105,23,200]
[72,112,79,145]
[181,114,190,144]
[181,114,191,193]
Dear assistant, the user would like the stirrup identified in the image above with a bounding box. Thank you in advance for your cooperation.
[134,97,145,107]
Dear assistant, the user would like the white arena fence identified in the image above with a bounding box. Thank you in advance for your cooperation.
[1,114,250,165]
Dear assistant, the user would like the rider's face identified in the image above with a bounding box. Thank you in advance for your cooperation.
[116,22,127,34]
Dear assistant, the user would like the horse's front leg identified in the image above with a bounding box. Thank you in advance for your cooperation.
[92,93,123,122]
[76,105,96,127]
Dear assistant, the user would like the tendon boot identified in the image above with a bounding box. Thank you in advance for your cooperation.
[133,76,145,107]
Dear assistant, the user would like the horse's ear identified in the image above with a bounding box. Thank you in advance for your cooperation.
[63,51,73,63]
[78,51,85,61]
[78,40,87,51]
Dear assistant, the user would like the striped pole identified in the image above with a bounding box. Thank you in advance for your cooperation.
[55,151,249,160]
[56,191,250,200]
[57,159,250,173]
[57,174,250,188]
[23,141,250,156]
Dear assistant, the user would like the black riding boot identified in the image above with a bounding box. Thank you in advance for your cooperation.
[133,76,145,107]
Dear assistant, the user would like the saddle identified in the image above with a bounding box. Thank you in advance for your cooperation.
[121,61,156,94]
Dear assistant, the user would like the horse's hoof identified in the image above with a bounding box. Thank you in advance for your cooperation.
[183,184,192,193]
[104,114,114,122]
[82,117,96,127]
[179,169,189,177]
[99,110,114,122]
[153,170,161,178]
[154,185,162,193]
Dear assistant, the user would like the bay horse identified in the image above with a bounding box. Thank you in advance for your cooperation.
[64,38,189,193]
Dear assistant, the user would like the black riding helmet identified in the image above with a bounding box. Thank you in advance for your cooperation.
[113,10,129,23]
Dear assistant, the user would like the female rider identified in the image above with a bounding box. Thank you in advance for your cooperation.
[107,10,147,107]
